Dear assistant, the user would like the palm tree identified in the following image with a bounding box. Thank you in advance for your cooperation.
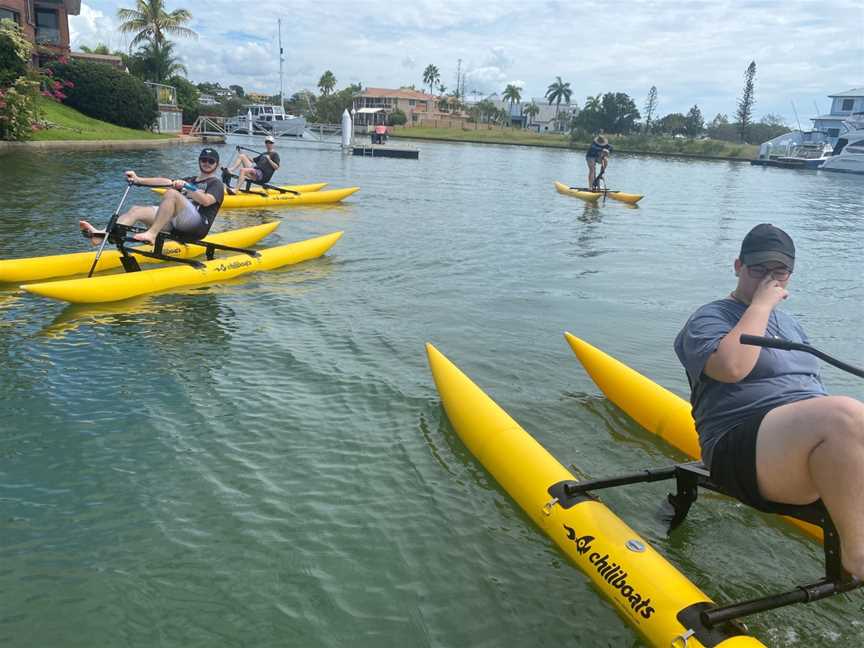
[545,76,572,122]
[502,84,522,127]
[422,64,440,96]
[127,40,186,82]
[318,70,336,96]
[437,83,447,97]
[523,100,539,129]
[117,0,196,52]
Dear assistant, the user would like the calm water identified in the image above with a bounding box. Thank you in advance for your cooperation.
[0,139,862,647]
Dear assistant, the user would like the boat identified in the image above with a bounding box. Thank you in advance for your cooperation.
[563,332,822,542]
[819,116,864,174]
[0,222,280,284]
[226,103,306,137]
[22,231,342,304]
[218,186,359,209]
[554,181,644,204]
[751,131,834,170]
[426,343,764,648]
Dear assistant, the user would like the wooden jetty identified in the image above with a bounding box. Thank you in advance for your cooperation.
[351,144,419,159]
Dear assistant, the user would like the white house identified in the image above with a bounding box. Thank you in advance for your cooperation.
[812,88,864,140]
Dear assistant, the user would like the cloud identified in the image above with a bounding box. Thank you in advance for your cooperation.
[69,0,863,124]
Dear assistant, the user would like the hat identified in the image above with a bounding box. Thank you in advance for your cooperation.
[593,135,607,145]
[739,223,795,269]
[198,147,219,162]
[264,135,275,143]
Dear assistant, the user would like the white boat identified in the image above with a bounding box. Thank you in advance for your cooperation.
[226,104,306,137]
[820,115,864,175]
[751,130,833,169]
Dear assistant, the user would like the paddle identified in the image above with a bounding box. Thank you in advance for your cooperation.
[86,181,135,277]
[740,334,864,379]
[221,167,299,196]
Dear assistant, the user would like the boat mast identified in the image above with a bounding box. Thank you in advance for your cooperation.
[278,19,284,107]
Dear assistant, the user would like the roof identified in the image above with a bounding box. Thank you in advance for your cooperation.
[355,107,383,114]
[70,52,123,63]
[811,114,848,121]
[357,87,436,101]
[829,88,864,98]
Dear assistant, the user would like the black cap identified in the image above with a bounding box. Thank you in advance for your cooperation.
[740,223,795,269]
[199,147,219,162]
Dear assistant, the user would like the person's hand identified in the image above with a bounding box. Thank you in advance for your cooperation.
[125,170,139,184]
[172,179,186,191]
[751,274,788,310]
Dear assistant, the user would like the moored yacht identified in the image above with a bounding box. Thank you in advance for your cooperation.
[819,116,864,175]
[226,104,306,137]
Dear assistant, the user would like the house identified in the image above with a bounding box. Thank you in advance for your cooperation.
[0,0,80,64]
[811,88,864,140]
[469,94,579,132]
[246,91,273,103]
[352,87,438,127]
[198,93,219,106]
[68,50,125,70]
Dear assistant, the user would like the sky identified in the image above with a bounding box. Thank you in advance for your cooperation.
[70,0,863,126]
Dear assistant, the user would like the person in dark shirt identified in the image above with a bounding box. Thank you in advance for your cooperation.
[79,148,225,245]
[227,135,281,193]
[586,135,612,189]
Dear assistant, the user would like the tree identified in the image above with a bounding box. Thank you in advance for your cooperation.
[117,0,196,51]
[476,99,496,123]
[318,70,336,96]
[545,76,572,122]
[643,85,657,132]
[736,60,756,143]
[574,92,640,134]
[523,100,539,128]
[80,43,112,54]
[127,39,186,82]
[311,83,360,123]
[422,64,439,96]
[654,112,688,135]
[502,83,522,122]
[437,83,447,97]
[228,84,244,98]
[684,104,704,137]
[389,108,406,126]
[0,18,30,87]
[168,73,199,122]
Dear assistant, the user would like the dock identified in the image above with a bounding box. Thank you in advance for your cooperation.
[351,144,419,159]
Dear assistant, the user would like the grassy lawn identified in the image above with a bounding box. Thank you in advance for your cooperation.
[31,96,175,141]
[392,127,758,159]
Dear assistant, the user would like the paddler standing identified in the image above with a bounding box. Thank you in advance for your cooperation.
[80,148,224,245]
[674,223,864,579]
[586,134,612,190]
[227,135,281,195]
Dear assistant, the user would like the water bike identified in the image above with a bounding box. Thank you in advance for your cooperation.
[19,181,342,304]
[427,335,863,647]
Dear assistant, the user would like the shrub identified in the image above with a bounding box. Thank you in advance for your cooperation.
[48,60,158,130]
[0,77,40,140]
[0,18,30,88]
[389,108,406,126]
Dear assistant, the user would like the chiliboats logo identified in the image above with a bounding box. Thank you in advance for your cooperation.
[562,524,656,619]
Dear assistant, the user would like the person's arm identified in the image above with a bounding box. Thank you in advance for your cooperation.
[180,178,216,207]
[125,170,172,186]
[704,276,788,382]
[265,154,280,171]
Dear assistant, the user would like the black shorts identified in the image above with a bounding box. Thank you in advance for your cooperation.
[709,409,801,515]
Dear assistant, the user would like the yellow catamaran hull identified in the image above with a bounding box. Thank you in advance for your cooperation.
[0,222,280,284]
[426,343,763,648]
[554,181,644,204]
[564,333,822,542]
[22,231,342,304]
[153,186,359,209]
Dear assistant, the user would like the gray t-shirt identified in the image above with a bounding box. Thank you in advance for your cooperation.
[674,298,827,466]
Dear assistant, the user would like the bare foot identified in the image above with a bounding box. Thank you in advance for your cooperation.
[132,231,157,244]
[79,220,106,247]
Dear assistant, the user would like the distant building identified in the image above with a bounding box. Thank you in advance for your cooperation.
[468,94,578,132]
[352,87,438,127]
[246,91,273,103]
[145,81,182,133]
[1,0,80,64]
[198,93,219,106]
[811,88,864,140]
[69,51,125,70]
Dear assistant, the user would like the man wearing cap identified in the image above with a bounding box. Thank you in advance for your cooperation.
[227,136,281,194]
[675,223,864,578]
[79,148,225,245]
[586,134,612,190]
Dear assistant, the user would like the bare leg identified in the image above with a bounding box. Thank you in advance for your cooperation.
[756,396,864,577]
[228,153,254,173]
[587,159,595,189]
[79,205,156,246]
[131,191,185,244]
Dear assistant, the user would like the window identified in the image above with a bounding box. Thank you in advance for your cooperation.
[827,128,840,138]
[35,8,60,44]
[0,8,20,24]
[841,99,854,111]
[409,99,416,106]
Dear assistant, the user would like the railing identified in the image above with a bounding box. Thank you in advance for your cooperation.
[190,115,227,136]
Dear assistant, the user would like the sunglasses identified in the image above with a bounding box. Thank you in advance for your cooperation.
[199,157,218,165]
[746,265,792,280]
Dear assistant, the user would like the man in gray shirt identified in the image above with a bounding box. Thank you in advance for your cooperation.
[674,223,864,579]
